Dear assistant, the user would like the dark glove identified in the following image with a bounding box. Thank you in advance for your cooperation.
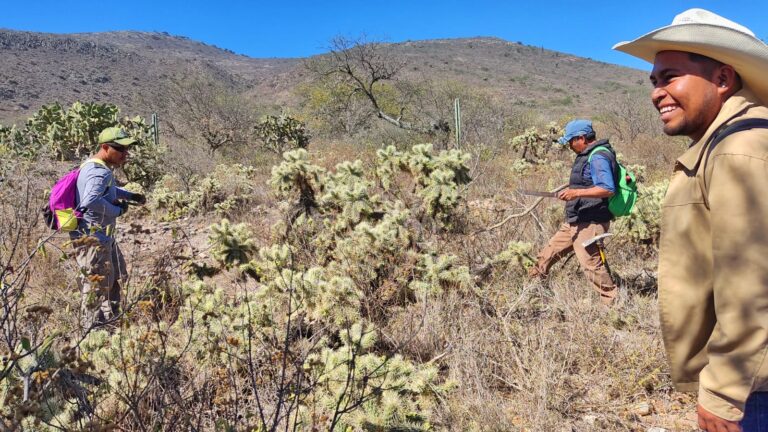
[116,201,129,216]
[129,192,147,205]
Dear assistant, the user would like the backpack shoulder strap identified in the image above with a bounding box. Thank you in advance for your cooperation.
[587,145,611,162]
[587,145,621,187]
[702,118,768,173]
[80,158,108,169]
[705,118,768,160]
[699,118,768,208]
[78,158,114,189]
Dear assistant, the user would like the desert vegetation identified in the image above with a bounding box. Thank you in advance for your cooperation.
[0,36,694,431]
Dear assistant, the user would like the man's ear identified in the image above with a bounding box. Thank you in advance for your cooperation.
[716,64,741,97]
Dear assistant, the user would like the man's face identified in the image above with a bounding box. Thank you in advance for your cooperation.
[103,143,129,166]
[568,136,588,154]
[649,51,722,141]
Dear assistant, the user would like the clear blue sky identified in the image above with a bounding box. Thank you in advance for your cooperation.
[3,0,765,71]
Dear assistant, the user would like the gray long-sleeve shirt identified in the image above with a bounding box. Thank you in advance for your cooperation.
[74,160,131,243]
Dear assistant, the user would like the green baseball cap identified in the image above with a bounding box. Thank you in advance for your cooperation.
[98,127,137,146]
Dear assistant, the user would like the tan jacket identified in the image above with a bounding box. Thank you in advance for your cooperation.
[659,88,768,421]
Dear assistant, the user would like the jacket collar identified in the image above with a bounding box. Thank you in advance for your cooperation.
[578,139,611,156]
[676,88,760,171]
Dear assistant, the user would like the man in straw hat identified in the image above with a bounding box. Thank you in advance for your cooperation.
[615,9,768,431]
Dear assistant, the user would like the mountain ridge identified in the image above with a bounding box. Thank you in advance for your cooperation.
[0,28,651,124]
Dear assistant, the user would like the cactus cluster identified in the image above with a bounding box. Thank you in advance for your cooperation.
[151,163,259,220]
[508,122,561,164]
[614,178,668,245]
[8,142,471,430]
[168,143,474,429]
[254,114,311,154]
[0,101,164,187]
[27,102,119,160]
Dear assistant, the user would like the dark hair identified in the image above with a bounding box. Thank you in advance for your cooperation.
[687,52,743,85]
[585,132,596,141]
[688,52,724,72]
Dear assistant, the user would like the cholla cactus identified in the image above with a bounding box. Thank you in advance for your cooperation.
[614,179,668,244]
[509,123,561,163]
[0,330,62,428]
[13,117,483,430]
[375,145,405,190]
[331,203,411,269]
[492,241,536,270]
[257,243,294,275]
[269,149,325,213]
[410,253,473,296]
[402,144,471,227]
[151,164,258,220]
[82,323,178,391]
[301,323,450,431]
[209,219,258,269]
[254,114,311,154]
[406,144,435,185]
[62,322,183,426]
[320,160,381,233]
[418,168,463,225]
[260,267,361,325]
[138,142,471,429]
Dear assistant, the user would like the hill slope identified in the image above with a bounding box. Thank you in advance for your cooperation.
[0,29,650,124]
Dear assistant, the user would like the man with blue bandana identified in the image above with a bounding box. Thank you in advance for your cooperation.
[529,119,618,306]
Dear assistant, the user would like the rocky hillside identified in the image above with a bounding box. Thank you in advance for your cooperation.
[0,29,650,124]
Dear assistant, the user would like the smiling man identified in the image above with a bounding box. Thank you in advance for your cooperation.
[72,126,146,332]
[615,9,768,432]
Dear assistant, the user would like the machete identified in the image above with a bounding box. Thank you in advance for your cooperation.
[518,183,568,198]
[518,190,559,198]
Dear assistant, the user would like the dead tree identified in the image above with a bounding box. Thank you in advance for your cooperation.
[156,74,255,154]
[306,36,448,138]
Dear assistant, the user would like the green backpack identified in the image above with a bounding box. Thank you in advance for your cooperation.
[588,146,637,217]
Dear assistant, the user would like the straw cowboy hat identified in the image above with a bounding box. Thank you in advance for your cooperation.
[613,8,768,104]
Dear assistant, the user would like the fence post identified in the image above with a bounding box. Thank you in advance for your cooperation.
[151,112,159,147]
[454,98,461,149]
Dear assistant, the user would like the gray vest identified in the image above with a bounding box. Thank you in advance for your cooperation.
[564,139,616,223]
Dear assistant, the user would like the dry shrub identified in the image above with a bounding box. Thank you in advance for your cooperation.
[2,112,695,430]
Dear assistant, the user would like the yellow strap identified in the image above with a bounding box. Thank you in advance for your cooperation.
[81,158,108,169]
[80,158,113,187]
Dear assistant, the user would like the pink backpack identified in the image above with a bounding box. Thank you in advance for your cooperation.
[42,159,107,231]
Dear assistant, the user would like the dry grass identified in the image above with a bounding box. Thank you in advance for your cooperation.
[0,130,697,431]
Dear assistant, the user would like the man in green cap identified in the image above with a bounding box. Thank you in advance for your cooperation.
[72,126,146,331]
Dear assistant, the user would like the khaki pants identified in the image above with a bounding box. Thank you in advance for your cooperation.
[531,222,617,305]
[74,237,126,331]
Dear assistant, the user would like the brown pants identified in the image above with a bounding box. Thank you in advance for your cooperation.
[531,222,617,305]
[74,238,126,331]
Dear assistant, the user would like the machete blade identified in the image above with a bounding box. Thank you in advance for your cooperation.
[518,190,558,198]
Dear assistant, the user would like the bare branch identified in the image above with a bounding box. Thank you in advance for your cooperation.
[306,35,442,136]
[475,183,568,234]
